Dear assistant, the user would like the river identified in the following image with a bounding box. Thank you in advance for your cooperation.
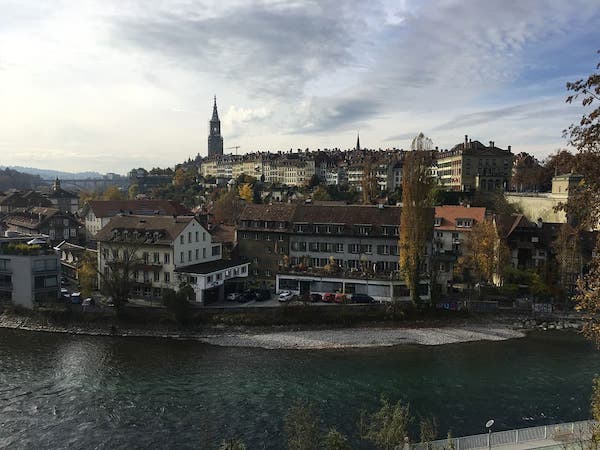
[0,329,598,449]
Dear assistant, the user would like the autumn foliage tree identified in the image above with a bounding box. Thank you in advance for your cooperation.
[399,133,435,306]
[238,183,254,202]
[455,220,506,287]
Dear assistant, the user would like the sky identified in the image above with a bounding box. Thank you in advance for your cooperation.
[0,0,599,174]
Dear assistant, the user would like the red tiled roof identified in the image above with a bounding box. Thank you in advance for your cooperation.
[434,206,486,231]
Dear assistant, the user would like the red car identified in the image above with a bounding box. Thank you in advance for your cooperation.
[334,293,348,304]
[322,292,335,303]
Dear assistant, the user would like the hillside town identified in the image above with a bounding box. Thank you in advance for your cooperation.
[0,97,596,313]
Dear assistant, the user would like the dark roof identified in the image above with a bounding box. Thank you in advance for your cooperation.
[294,204,401,226]
[175,258,249,275]
[4,207,80,229]
[47,187,78,199]
[94,215,197,243]
[495,214,536,238]
[239,203,297,222]
[210,223,235,244]
[88,200,191,218]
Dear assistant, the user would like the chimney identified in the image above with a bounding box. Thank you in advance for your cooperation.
[464,135,468,148]
[508,145,512,152]
[489,141,493,148]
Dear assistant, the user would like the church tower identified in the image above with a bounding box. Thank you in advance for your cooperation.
[208,96,224,157]
[356,132,361,151]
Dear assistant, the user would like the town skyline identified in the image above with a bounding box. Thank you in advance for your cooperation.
[1,0,599,173]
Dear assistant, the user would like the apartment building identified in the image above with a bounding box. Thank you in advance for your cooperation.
[3,206,82,244]
[436,135,513,191]
[237,203,431,301]
[95,215,248,304]
[0,233,60,309]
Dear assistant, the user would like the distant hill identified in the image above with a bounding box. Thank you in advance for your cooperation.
[0,168,47,191]
[1,166,106,180]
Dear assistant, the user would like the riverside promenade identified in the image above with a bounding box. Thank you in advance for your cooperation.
[413,420,594,450]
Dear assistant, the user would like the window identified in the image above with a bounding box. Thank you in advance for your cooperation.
[164,272,170,283]
[195,249,199,260]
[348,243,360,254]
[203,248,206,258]
[153,252,160,264]
[241,266,246,274]
[143,252,149,264]
[335,243,344,253]
[180,252,184,263]
[212,246,221,256]
[207,275,213,282]
[188,232,192,243]
[356,225,371,235]
[164,253,170,264]
[434,217,442,227]
[265,246,272,254]
[188,250,192,261]
[452,233,459,240]
[203,232,206,241]
[216,273,222,280]
[180,235,184,244]
[154,271,160,282]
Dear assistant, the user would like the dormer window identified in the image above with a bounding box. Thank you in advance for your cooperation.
[456,218,473,228]
[356,225,372,236]
[434,217,442,227]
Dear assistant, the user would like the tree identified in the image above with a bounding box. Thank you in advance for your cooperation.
[284,400,322,450]
[238,183,254,202]
[78,251,97,297]
[102,186,125,201]
[420,416,439,450]
[173,167,189,187]
[455,220,507,288]
[360,397,411,450]
[97,239,143,311]
[162,285,193,324]
[511,152,545,192]
[128,183,139,199]
[399,133,436,306]
[213,190,245,225]
[322,428,351,450]
[313,185,332,201]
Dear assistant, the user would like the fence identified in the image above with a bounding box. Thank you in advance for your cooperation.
[412,420,595,450]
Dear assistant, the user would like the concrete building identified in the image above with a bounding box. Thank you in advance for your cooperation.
[436,135,513,191]
[95,215,248,304]
[0,233,60,309]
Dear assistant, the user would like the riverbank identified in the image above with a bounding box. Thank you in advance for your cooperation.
[0,309,548,349]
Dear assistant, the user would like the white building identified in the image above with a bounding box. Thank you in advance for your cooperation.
[95,215,248,304]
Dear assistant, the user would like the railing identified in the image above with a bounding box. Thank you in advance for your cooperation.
[412,420,595,450]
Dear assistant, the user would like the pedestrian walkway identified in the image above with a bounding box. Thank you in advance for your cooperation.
[412,420,594,450]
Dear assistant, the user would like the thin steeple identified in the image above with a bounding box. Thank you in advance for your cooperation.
[356,132,361,151]
[211,95,219,121]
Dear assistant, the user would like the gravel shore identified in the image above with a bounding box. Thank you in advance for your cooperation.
[197,326,525,349]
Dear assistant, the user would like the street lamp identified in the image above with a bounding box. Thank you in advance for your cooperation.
[486,419,494,450]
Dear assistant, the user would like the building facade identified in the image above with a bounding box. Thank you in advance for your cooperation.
[436,135,513,191]
[0,233,60,309]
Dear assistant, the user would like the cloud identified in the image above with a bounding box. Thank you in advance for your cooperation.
[384,132,420,142]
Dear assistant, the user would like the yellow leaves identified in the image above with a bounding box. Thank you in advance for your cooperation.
[238,183,254,202]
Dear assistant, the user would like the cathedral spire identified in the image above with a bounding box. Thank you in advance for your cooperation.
[211,95,219,121]
[356,132,361,151]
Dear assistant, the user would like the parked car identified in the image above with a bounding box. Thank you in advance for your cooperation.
[226,292,242,302]
[278,291,294,302]
[70,292,82,304]
[309,293,322,303]
[322,292,335,303]
[334,293,348,304]
[351,293,375,304]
